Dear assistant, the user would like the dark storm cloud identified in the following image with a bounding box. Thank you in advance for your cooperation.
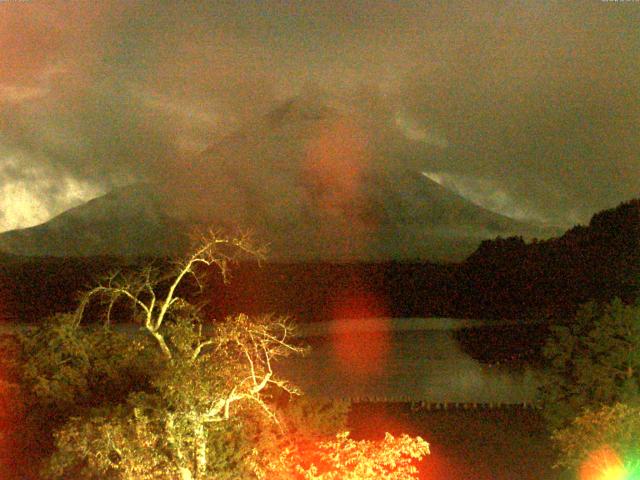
[0,0,638,230]
[396,2,640,223]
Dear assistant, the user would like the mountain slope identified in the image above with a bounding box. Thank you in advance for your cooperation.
[455,198,640,319]
[0,178,550,260]
[0,98,557,260]
[0,184,189,257]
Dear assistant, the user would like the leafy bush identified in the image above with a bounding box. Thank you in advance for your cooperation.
[5,232,430,479]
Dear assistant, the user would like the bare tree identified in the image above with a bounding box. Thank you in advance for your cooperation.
[76,229,264,357]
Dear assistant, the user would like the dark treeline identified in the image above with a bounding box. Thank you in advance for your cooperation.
[1,199,638,326]
[0,254,126,323]
[457,198,640,320]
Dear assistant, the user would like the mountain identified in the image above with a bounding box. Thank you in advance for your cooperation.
[0,178,550,261]
[0,98,557,261]
[0,184,188,257]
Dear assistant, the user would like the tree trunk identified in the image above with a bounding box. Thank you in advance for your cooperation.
[194,422,208,479]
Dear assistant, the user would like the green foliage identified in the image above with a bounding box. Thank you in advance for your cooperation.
[44,403,170,480]
[539,298,640,430]
[16,313,156,413]
[0,313,157,478]
[552,402,640,476]
[46,395,268,480]
[279,396,351,441]
[15,233,303,479]
[37,313,305,480]
[205,419,260,479]
[243,395,352,478]
[8,305,431,480]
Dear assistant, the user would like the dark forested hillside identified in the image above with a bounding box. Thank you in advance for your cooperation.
[457,198,640,320]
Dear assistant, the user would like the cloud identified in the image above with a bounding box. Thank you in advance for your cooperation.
[395,2,640,224]
[422,171,552,224]
[0,0,637,232]
[0,154,104,231]
[394,111,448,148]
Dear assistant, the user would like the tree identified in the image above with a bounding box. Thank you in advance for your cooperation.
[20,231,306,479]
[1,313,155,479]
[539,298,640,430]
[552,402,640,478]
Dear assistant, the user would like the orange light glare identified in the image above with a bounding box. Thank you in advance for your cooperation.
[329,290,390,376]
[580,445,629,480]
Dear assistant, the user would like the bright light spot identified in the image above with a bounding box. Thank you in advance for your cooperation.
[580,446,630,480]
[600,466,628,480]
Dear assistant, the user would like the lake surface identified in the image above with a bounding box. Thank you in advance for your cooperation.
[277,320,542,404]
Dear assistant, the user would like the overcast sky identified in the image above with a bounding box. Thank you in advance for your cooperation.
[1,0,638,232]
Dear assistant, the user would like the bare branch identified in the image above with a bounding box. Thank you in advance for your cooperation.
[191,339,214,361]
[74,231,266,362]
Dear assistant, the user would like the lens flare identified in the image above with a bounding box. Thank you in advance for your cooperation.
[329,290,390,376]
[304,117,368,210]
[580,446,630,480]
[302,117,376,258]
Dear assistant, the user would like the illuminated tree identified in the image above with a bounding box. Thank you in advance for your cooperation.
[552,402,640,478]
[279,431,430,480]
[44,313,305,480]
[12,230,431,480]
[20,231,306,480]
